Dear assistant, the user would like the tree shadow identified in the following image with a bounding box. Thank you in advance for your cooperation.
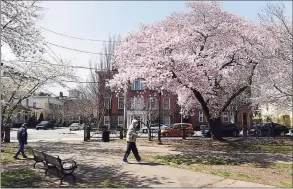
[169,145,292,165]
[24,141,173,187]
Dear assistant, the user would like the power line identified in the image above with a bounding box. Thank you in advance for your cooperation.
[46,42,114,56]
[39,25,119,43]
[3,59,99,70]
[60,80,103,84]
[38,26,147,44]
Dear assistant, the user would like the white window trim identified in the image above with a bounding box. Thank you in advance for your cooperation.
[104,116,110,126]
[199,111,204,122]
[164,116,171,125]
[118,116,124,125]
[104,97,110,109]
[132,97,144,109]
[118,97,124,109]
[163,97,170,110]
[149,97,157,109]
[133,79,143,90]
[222,112,229,122]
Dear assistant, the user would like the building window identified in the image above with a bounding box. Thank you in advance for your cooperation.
[104,116,110,126]
[222,112,229,122]
[118,116,124,125]
[33,102,36,108]
[163,97,170,110]
[118,97,124,109]
[199,111,203,122]
[131,97,144,109]
[164,116,171,126]
[104,97,110,109]
[133,80,143,90]
[26,99,29,107]
[149,97,157,109]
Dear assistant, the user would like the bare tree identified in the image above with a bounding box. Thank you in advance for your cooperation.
[97,35,121,129]
[253,2,293,112]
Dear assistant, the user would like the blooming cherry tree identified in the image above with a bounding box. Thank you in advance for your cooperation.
[109,2,265,140]
[1,58,76,127]
[1,1,44,58]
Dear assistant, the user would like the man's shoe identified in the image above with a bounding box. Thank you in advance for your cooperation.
[13,156,19,159]
[123,160,129,164]
[23,155,27,158]
[137,160,143,163]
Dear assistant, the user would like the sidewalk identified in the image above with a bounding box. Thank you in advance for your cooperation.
[25,141,274,188]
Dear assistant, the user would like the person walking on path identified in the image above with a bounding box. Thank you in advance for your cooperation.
[123,119,142,163]
[13,123,28,159]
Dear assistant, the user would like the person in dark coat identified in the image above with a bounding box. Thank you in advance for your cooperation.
[13,123,28,159]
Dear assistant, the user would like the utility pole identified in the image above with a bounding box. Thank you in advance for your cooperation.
[123,90,127,137]
[157,90,162,145]
[0,62,3,134]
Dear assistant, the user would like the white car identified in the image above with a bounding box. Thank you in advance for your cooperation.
[69,123,83,131]
[141,125,169,133]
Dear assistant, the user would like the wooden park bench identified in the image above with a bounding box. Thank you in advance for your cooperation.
[42,152,77,184]
[29,147,77,184]
[30,148,46,168]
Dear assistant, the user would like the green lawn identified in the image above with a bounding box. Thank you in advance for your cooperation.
[1,168,42,188]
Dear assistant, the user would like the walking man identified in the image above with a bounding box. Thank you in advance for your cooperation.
[13,123,28,159]
[123,119,141,163]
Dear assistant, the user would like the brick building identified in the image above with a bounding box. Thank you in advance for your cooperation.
[96,70,252,130]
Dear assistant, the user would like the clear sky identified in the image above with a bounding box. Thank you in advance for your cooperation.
[2,1,292,96]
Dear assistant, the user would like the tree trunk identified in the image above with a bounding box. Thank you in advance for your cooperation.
[207,117,223,141]
[148,129,152,141]
[233,112,238,124]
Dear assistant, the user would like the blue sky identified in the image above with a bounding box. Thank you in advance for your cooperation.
[2,1,292,96]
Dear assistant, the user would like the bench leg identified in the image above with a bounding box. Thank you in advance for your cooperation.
[33,162,37,169]
[45,168,49,175]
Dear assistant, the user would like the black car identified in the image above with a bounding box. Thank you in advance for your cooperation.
[36,120,55,130]
[203,123,242,137]
[258,122,289,137]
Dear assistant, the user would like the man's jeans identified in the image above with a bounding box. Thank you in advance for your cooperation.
[14,140,26,157]
[123,142,141,162]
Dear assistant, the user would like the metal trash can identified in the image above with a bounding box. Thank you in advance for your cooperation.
[84,126,90,141]
[102,130,110,142]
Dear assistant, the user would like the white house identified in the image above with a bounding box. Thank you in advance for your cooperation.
[260,104,292,127]
[11,94,64,124]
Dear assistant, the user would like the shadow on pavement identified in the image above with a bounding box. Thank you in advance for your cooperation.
[25,141,172,187]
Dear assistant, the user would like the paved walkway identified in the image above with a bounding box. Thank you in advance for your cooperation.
[22,140,274,188]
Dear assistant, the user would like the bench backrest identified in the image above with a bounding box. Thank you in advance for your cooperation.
[28,147,45,161]
[33,150,45,161]
[43,152,62,168]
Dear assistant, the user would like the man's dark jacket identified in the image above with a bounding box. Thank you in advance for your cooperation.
[17,126,28,143]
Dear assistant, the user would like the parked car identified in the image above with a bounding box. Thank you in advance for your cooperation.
[160,123,194,137]
[69,123,83,131]
[203,123,241,137]
[258,122,290,137]
[36,120,55,130]
[141,124,169,133]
